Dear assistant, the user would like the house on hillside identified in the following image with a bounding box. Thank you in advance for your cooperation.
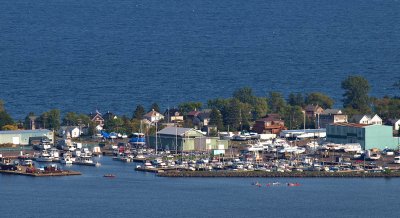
[58,126,81,138]
[144,109,164,123]
[163,108,184,123]
[319,109,348,129]
[303,104,324,118]
[90,111,105,130]
[192,109,212,129]
[252,114,286,134]
[350,114,382,125]
[388,119,400,131]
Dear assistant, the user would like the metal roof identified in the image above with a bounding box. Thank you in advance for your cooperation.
[157,127,203,136]
[330,123,371,128]
[0,129,52,135]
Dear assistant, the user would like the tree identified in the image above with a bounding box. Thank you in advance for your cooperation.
[268,92,286,115]
[283,106,304,130]
[288,93,305,107]
[178,102,202,115]
[0,100,14,129]
[149,103,160,113]
[233,87,255,105]
[223,99,252,131]
[133,105,146,120]
[207,98,230,111]
[104,116,124,133]
[0,100,4,112]
[2,124,18,131]
[39,109,60,130]
[341,75,371,113]
[305,92,334,109]
[252,97,268,120]
[209,108,224,130]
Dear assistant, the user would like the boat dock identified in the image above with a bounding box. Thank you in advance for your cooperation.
[0,169,81,177]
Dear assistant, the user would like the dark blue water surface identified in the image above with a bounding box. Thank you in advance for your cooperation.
[0,0,399,119]
[1,157,400,218]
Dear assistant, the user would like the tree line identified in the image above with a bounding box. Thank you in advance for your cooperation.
[0,75,399,133]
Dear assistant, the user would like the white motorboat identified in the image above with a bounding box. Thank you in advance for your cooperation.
[74,156,97,166]
[365,150,381,160]
[60,155,73,164]
[246,144,264,152]
[394,156,400,164]
[35,150,54,162]
[343,143,362,153]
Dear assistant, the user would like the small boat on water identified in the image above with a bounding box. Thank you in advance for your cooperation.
[104,174,116,178]
[288,183,301,187]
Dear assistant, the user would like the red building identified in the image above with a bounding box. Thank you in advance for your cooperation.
[252,114,286,134]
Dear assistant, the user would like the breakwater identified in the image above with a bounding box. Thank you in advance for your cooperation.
[158,170,400,178]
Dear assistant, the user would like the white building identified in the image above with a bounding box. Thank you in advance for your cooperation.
[144,109,164,123]
[59,126,81,138]
[388,119,400,131]
[350,114,382,125]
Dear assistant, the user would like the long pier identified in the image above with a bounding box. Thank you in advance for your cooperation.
[0,169,81,177]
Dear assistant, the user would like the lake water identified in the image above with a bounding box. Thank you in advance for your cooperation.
[1,0,400,119]
[1,156,400,218]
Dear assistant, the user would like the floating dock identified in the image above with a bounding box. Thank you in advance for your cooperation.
[0,169,81,177]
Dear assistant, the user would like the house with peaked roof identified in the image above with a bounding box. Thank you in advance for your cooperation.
[163,108,184,123]
[191,109,212,128]
[58,126,81,138]
[144,109,164,123]
[252,114,286,134]
[319,109,348,128]
[148,127,228,151]
[388,119,400,131]
[350,114,382,125]
[303,104,324,118]
[90,111,105,128]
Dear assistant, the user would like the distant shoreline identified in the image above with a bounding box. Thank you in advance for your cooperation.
[157,170,400,178]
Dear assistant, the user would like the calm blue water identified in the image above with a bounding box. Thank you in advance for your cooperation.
[0,0,399,119]
[0,156,400,218]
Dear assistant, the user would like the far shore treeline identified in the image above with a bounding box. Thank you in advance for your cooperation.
[0,75,399,135]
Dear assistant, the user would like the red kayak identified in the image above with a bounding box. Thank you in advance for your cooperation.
[288,183,300,187]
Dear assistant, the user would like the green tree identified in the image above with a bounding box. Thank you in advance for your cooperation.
[283,106,304,129]
[0,100,4,112]
[288,93,305,107]
[178,102,202,115]
[305,92,334,109]
[341,75,371,113]
[252,97,268,120]
[233,87,255,104]
[207,98,230,111]
[209,108,224,130]
[39,109,60,130]
[0,100,14,129]
[223,99,252,131]
[0,112,14,129]
[104,117,124,133]
[133,105,146,119]
[268,92,286,115]
[149,103,160,112]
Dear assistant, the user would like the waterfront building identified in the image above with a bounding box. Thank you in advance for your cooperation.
[326,123,399,150]
[350,114,382,125]
[388,118,400,131]
[0,129,54,146]
[58,126,81,138]
[319,109,348,129]
[163,108,184,123]
[148,127,228,151]
[144,109,164,123]
[90,111,105,127]
[252,114,286,134]
[303,104,324,118]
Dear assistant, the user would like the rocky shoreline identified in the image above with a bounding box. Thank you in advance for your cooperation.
[157,170,400,178]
